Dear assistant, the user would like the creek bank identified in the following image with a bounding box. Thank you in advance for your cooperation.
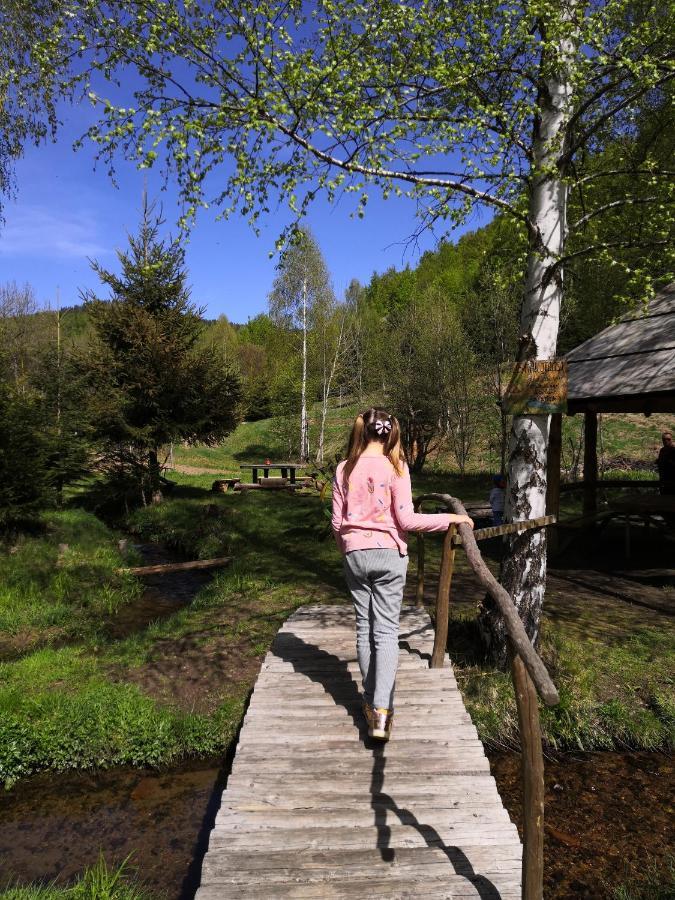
[489,750,674,899]
[106,541,213,640]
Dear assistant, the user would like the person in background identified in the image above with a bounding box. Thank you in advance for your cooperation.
[657,430,675,495]
[489,474,506,526]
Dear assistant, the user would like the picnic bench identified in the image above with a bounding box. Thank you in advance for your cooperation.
[239,462,307,485]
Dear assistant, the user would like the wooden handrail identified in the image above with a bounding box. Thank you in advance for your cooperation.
[415,494,559,705]
[414,492,560,900]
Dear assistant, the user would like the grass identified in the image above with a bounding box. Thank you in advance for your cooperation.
[0,855,149,900]
[452,616,675,752]
[0,510,141,653]
[0,474,345,787]
[561,413,672,477]
[0,640,245,785]
[608,855,675,900]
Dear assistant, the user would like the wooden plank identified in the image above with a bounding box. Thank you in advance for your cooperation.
[200,846,522,872]
[220,791,509,808]
[205,824,520,850]
[214,808,512,829]
[117,556,231,576]
[197,881,521,900]
[224,775,506,792]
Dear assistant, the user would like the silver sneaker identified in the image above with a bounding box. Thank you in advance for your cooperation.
[370,707,393,740]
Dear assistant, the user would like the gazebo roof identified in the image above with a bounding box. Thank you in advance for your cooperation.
[566,282,675,414]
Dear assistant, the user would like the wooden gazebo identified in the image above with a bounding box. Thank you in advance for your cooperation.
[546,282,675,517]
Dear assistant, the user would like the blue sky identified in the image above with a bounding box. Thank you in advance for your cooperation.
[0,96,489,324]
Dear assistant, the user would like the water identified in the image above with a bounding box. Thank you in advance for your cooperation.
[106,543,213,640]
[0,758,227,899]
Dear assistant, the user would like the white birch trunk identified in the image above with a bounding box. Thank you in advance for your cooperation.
[317,312,346,463]
[480,11,575,665]
[300,278,309,462]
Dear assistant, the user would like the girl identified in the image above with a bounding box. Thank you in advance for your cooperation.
[331,407,473,740]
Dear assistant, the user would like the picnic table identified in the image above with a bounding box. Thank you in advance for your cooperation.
[239,462,307,485]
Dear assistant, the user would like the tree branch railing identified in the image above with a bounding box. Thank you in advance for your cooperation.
[414,493,559,900]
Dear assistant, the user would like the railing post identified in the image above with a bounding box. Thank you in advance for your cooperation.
[416,533,425,607]
[431,524,456,668]
[510,649,545,900]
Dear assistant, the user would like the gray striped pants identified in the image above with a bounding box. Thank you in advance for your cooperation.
[343,548,409,710]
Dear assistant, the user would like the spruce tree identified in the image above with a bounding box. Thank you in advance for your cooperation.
[82,200,241,505]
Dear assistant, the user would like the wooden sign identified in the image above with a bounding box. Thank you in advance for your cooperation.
[501,359,567,415]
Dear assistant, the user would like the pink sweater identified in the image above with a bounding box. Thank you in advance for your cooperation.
[331,456,452,556]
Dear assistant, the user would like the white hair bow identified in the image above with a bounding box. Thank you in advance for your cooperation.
[375,419,392,435]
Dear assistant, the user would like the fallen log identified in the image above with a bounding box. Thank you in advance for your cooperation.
[118,556,232,576]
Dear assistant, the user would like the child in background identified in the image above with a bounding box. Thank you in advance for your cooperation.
[489,474,506,526]
[331,407,473,741]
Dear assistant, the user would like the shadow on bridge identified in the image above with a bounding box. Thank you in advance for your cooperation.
[269,628,504,899]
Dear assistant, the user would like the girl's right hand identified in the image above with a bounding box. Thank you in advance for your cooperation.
[451,514,474,529]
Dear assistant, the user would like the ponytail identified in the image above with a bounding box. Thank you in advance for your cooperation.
[343,407,405,483]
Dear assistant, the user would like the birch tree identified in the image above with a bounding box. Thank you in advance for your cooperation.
[12,0,675,659]
[268,229,333,462]
[315,304,347,464]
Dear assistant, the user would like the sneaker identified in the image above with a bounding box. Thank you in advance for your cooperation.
[370,707,393,741]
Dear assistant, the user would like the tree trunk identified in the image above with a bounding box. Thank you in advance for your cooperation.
[300,278,309,462]
[148,448,163,504]
[317,312,346,463]
[317,393,328,463]
[478,15,575,667]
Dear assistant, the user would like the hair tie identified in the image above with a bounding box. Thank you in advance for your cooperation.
[375,419,392,435]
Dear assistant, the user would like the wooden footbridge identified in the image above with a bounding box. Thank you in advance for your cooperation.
[196,496,559,899]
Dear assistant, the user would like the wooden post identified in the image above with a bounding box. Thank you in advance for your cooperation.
[415,533,425,607]
[510,649,545,900]
[583,411,598,518]
[547,413,562,554]
[546,413,562,518]
[431,525,456,669]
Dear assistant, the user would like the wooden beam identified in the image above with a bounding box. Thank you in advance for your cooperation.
[583,411,598,517]
[567,391,675,415]
[118,556,232,576]
[560,478,658,492]
[415,532,425,607]
[546,413,562,518]
[510,649,545,900]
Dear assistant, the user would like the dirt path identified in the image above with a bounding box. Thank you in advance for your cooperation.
[171,464,225,475]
